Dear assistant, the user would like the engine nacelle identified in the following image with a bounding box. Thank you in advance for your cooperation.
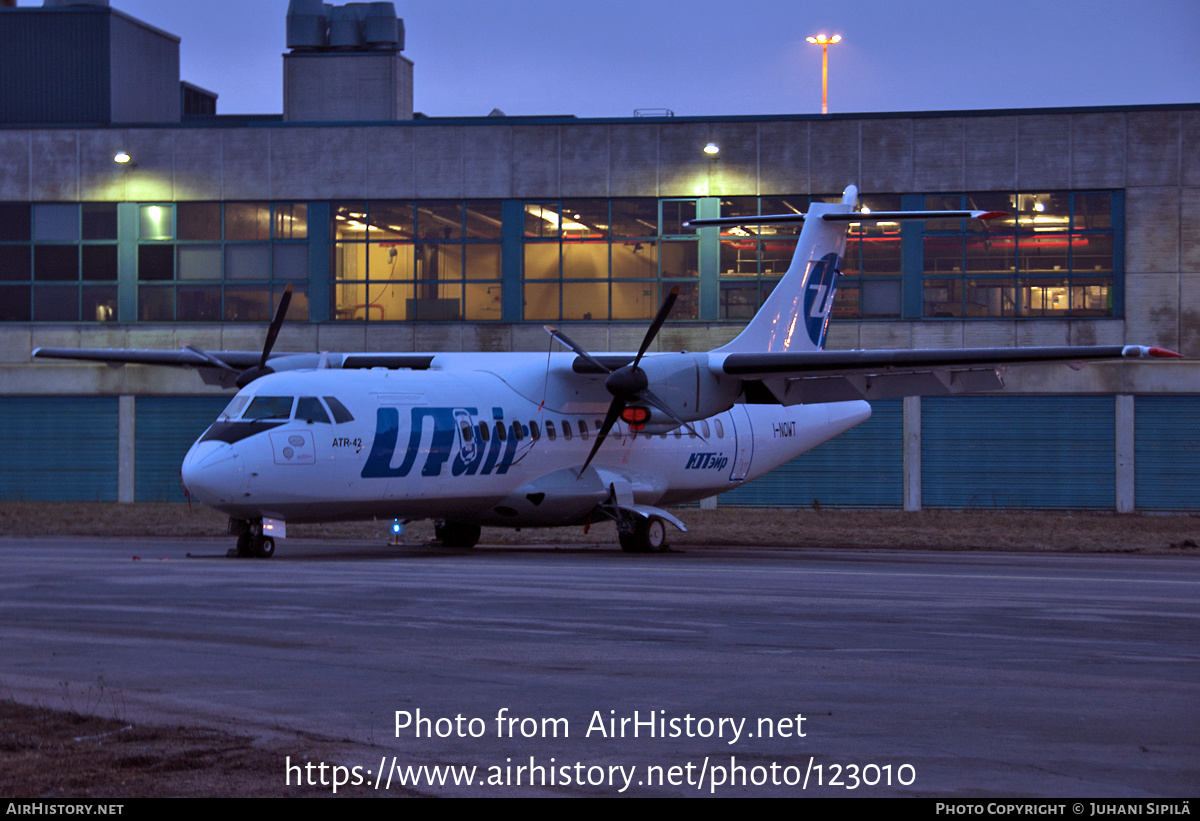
[638,353,742,423]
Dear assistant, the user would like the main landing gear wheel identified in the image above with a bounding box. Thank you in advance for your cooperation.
[255,536,275,558]
[435,520,481,548]
[619,516,667,553]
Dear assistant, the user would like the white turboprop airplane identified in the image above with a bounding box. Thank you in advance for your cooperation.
[34,185,1181,557]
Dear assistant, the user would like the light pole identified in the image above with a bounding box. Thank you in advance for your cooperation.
[806,34,841,114]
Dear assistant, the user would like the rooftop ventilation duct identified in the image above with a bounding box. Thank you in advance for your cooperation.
[327,4,366,49]
[363,2,400,50]
[285,0,326,50]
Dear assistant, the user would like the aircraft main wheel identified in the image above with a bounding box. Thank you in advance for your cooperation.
[436,521,480,548]
[641,517,667,552]
[619,517,667,553]
[255,536,276,558]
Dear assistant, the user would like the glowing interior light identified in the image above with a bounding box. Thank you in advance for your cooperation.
[703,142,720,155]
[860,206,871,214]
[113,151,131,164]
[147,205,161,222]
[1034,202,1045,212]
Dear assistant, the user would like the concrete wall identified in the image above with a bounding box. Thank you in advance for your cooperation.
[283,52,414,122]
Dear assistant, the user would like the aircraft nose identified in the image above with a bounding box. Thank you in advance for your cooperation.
[181,440,245,505]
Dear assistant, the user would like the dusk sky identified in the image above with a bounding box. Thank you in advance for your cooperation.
[23,0,1200,118]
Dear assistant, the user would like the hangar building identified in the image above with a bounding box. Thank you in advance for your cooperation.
[1,0,1197,512]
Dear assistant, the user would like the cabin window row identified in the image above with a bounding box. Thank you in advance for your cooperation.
[463,416,726,444]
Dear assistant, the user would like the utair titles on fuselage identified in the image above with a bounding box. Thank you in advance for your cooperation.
[37,184,1179,557]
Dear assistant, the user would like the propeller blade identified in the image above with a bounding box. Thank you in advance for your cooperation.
[633,286,679,369]
[578,397,624,477]
[544,325,612,374]
[259,284,294,369]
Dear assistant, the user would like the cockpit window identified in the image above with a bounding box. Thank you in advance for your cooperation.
[218,395,250,421]
[243,396,294,420]
[323,396,355,424]
[296,396,331,424]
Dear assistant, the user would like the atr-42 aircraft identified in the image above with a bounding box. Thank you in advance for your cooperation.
[35,185,1181,557]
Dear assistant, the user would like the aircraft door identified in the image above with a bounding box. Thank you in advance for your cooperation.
[727,406,754,482]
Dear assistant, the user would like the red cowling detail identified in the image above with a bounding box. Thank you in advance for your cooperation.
[1148,347,1184,358]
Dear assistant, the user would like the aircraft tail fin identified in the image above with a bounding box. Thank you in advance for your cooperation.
[690,185,859,354]
[687,187,1008,354]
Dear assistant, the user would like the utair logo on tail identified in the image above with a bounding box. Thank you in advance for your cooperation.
[33,184,1182,558]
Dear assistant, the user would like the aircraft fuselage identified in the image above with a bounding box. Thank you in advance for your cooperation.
[181,362,871,529]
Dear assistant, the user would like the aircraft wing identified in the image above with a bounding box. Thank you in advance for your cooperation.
[33,347,265,368]
[31,347,305,388]
[710,345,1182,404]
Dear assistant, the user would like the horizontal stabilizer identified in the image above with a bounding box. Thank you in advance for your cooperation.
[686,210,1005,229]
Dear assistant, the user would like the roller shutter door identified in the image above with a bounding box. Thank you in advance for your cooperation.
[0,397,118,501]
[135,396,230,502]
[720,399,902,508]
[1134,395,1200,511]
[923,395,1114,509]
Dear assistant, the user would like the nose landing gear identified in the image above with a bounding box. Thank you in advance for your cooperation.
[228,518,276,558]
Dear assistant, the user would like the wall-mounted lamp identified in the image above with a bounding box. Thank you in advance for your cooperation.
[703,142,720,156]
[114,151,132,164]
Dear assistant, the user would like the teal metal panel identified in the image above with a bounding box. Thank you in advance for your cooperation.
[0,397,118,501]
[1134,395,1200,511]
[697,197,720,321]
[923,396,1114,509]
[117,202,138,322]
[135,396,229,502]
[720,399,903,508]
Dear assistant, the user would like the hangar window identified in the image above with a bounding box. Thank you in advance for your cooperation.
[921,191,1116,318]
[0,203,118,322]
[523,198,698,322]
[138,202,310,322]
[332,200,502,322]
